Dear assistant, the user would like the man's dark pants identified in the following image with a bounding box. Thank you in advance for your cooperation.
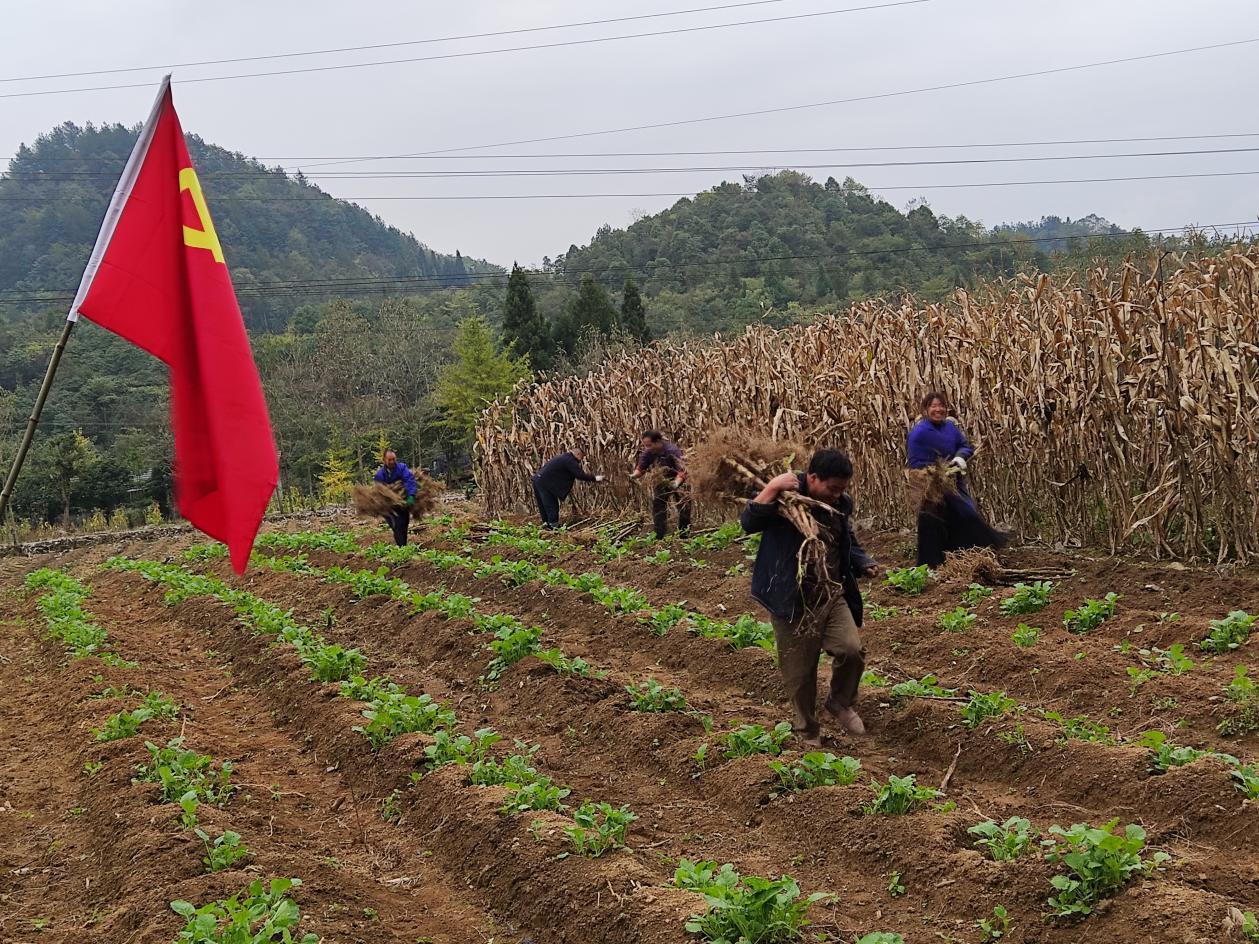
[532,475,561,529]
[387,506,410,547]
[652,481,692,539]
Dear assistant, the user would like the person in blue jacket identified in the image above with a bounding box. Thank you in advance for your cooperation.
[741,448,879,745]
[532,446,603,529]
[373,450,418,547]
[908,392,1006,566]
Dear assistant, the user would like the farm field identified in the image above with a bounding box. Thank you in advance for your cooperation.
[1,506,1256,944]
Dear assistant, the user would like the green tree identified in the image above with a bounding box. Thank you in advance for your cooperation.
[501,263,553,369]
[620,279,650,342]
[432,315,529,450]
[560,276,619,349]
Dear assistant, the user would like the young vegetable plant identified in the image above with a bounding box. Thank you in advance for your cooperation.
[1042,712,1116,745]
[482,624,545,681]
[422,727,501,771]
[170,877,318,944]
[1063,593,1119,634]
[194,828,251,872]
[968,817,1038,860]
[976,905,1012,943]
[1219,666,1258,735]
[564,801,637,856]
[720,722,793,758]
[133,738,234,807]
[535,648,603,678]
[1137,731,1234,774]
[863,774,940,815]
[638,603,691,636]
[999,581,1053,616]
[768,752,862,793]
[885,565,929,594]
[1042,819,1169,918]
[961,583,995,607]
[959,691,1018,729]
[673,859,833,944]
[625,679,689,713]
[888,675,957,701]
[1010,624,1042,647]
[1201,611,1256,654]
[939,607,977,633]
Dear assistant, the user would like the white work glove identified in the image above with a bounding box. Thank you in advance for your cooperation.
[594,475,605,482]
[951,456,968,472]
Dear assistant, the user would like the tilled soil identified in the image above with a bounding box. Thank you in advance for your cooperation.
[1,509,1256,944]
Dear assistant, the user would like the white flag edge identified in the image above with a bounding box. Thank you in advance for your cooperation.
[67,74,172,323]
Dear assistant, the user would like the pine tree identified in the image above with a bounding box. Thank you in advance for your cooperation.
[433,315,530,449]
[318,446,354,506]
[501,263,553,369]
[619,279,650,342]
[558,275,619,353]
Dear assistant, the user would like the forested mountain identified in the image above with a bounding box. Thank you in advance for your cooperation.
[0,121,495,332]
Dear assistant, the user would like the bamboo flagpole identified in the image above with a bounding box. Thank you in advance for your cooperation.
[0,75,171,526]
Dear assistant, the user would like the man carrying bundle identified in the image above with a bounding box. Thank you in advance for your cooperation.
[373,450,418,547]
[741,449,879,745]
[532,446,604,529]
[630,430,692,539]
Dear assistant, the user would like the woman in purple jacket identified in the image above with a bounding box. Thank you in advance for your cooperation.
[907,392,1006,566]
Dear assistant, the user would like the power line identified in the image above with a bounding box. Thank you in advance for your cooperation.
[0,0,928,100]
[3,220,1253,306]
[12,146,1259,181]
[314,36,1259,165]
[5,168,1256,206]
[0,0,786,85]
[14,130,1259,165]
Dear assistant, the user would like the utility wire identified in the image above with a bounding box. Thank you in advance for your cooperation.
[0,0,928,100]
[4,168,1257,203]
[12,146,1259,181]
[0,0,787,84]
[313,36,1259,165]
[14,130,1259,165]
[3,220,1253,306]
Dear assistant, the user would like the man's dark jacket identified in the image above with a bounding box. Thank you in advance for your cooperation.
[740,473,875,624]
[534,451,596,500]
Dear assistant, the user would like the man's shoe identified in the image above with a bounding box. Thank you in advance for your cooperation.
[825,704,866,736]
[799,730,824,748]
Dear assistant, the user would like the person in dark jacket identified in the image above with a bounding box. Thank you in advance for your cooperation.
[532,447,603,529]
[908,392,1006,566]
[630,430,692,539]
[741,448,879,745]
[373,450,419,547]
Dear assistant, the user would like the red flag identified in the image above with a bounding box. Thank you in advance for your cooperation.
[72,77,277,573]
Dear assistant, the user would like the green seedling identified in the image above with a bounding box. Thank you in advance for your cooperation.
[885,565,929,594]
[1063,593,1119,634]
[422,727,500,772]
[768,752,862,793]
[939,606,976,633]
[673,859,832,944]
[133,738,234,807]
[977,905,1011,942]
[564,801,637,856]
[500,778,571,814]
[1138,731,1234,774]
[194,828,250,872]
[959,691,1018,728]
[535,648,603,677]
[969,817,1038,861]
[1042,712,1116,745]
[863,774,940,815]
[1201,610,1255,654]
[855,935,905,944]
[626,679,689,713]
[887,870,906,896]
[889,675,957,700]
[482,624,545,681]
[1000,581,1053,616]
[1219,666,1258,735]
[1011,624,1041,647]
[639,603,691,636]
[721,722,793,758]
[961,583,995,607]
[1042,819,1169,918]
[171,877,318,943]
[865,602,900,622]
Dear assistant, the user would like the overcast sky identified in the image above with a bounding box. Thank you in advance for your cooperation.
[3,0,1257,266]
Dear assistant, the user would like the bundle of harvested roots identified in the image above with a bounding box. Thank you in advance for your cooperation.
[353,472,446,520]
[905,460,961,512]
[690,428,836,605]
[353,482,404,518]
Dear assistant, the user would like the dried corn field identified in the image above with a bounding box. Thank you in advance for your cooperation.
[476,248,1259,562]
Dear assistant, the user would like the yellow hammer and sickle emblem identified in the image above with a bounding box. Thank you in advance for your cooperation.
[179,167,225,264]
